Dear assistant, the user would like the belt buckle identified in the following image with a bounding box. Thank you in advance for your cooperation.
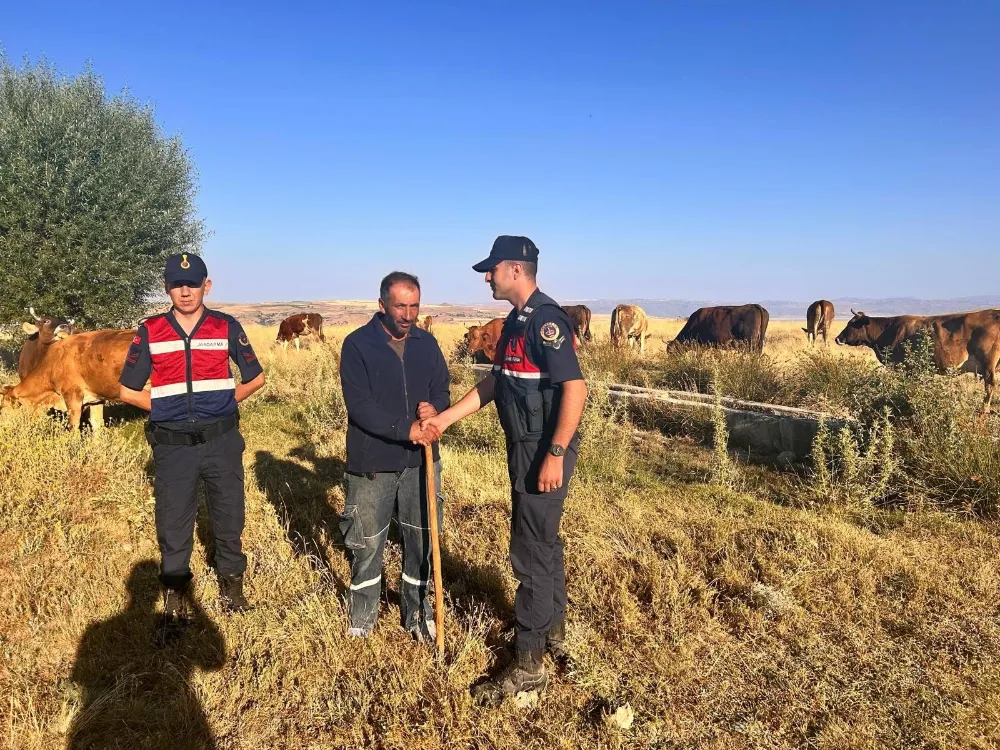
[190,432,206,445]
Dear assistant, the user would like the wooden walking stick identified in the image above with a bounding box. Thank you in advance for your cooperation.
[423,443,445,660]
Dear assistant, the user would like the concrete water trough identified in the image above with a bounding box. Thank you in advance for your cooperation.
[467,364,843,461]
[601,383,846,460]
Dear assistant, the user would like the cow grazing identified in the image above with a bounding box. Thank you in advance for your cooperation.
[562,305,592,345]
[2,329,135,431]
[18,307,76,378]
[835,309,1000,413]
[416,315,434,334]
[276,313,325,349]
[669,304,769,353]
[463,318,505,363]
[804,300,835,345]
[610,304,650,353]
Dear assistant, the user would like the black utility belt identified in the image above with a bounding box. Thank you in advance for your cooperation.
[145,413,239,447]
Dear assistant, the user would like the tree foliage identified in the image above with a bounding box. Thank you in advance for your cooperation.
[0,57,204,328]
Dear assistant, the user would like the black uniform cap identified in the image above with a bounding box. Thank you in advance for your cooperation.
[472,236,539,273]
[164,253,208,285]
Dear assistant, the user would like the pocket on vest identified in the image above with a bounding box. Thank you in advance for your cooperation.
[525,391,544,435]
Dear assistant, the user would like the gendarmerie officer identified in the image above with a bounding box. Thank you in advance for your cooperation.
[421,236,587,702]
[119,253,266,633]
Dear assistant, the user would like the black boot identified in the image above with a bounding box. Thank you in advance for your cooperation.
[546,620,572,669]
[218,573,251,613]
[158,572,192,646]
[471,648,548,704]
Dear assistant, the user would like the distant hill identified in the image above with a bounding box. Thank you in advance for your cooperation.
[566,296,1000,320]
[204,296,1000,326]
[210,300,506,327]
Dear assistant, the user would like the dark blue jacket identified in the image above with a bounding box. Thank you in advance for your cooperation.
[340,314,451,473]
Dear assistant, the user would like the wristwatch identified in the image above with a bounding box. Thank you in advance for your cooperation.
[548,443,566,457]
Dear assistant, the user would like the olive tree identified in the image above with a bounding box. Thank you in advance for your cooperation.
[0,57,205,328]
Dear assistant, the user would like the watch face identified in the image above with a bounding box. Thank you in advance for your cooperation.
[549,444,566,456]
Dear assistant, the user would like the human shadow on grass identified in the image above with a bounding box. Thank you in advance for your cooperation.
[68,560,225,750]
[253,447,348,596]
[439,547,513,624]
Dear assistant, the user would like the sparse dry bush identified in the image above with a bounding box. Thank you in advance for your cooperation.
[709,372,741,491]
[578,338,658,386]
[258,337,347,439]
[577,381,634,484]
[786,347,885,415]
[439,366,506,454]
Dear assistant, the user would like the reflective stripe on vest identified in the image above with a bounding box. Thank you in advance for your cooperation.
[492,326,549,380]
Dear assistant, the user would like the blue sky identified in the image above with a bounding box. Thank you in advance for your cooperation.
[4,1,998,304]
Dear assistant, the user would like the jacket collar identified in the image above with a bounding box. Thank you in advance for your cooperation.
[511,289,557,327]
[520,288,553,314]
[166,306,210,339]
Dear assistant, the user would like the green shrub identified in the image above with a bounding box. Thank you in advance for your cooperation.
[809,408,899,509]
[901,374,1000,515]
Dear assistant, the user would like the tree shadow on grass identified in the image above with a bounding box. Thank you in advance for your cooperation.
[68,560,225,750]
[253,446,348,597]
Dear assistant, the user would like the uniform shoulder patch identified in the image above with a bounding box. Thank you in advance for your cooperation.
[539,320,565,349]
[238,332,250,347]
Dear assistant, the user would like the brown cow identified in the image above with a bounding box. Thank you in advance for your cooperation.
[804,300,835,345]
[835,309,1000,413]
[669,304,769,353]
[276,313,325,349]
[18,307,76,378]
[561,305,592,345]
[463,318,505,363]
[416,315,434,335]
[2,329,135,431]
[610,304,650,352]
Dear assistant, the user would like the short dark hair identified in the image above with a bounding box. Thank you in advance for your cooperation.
[380,271,421,304]
[505,259,537,281]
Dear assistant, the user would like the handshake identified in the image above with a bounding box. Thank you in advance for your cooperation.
[408,401,448,447]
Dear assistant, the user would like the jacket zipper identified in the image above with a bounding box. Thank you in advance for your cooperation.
[184,335,194,421]
[399,349,410,423]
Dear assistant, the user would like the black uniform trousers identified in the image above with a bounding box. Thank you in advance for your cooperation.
[507,435,579,653]
[152,427,248,578]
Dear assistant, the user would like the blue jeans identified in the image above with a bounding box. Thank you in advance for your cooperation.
[339,461,444,633]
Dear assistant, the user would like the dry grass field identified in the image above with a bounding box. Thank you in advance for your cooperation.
[2,316,1000,749]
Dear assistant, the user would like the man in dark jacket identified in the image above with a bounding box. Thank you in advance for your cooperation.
[339,271,449,640]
